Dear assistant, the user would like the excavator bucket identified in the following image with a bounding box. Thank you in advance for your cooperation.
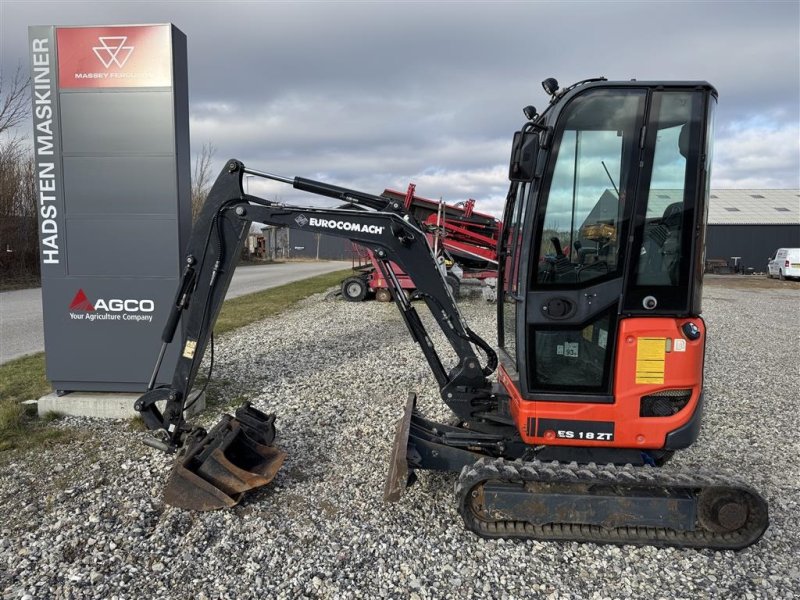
[163,403,286,511]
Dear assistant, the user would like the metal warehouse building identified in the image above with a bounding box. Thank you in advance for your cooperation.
[705,190,799,271]
[632,189,799,272]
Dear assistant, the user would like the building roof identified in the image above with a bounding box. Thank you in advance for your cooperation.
[708,189,799,225]
[645,189,799,225]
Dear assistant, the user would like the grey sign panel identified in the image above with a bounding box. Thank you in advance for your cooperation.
[65,218,178,278]
[63,156,178,215]
[30,24,190,393]
[60,92,175,155]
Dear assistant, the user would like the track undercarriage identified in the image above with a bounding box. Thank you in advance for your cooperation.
[386,395,769,550]
[456,458,768,550]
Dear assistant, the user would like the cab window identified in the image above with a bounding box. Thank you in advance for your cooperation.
[533,91,645,288]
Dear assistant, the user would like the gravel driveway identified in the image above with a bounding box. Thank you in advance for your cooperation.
[1,282,798,599]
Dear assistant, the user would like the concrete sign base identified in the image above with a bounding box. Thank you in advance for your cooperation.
[37,391,205,420]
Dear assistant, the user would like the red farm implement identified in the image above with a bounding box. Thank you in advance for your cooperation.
[340,183,500,302]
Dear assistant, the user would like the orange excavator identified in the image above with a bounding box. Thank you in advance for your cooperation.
[135,78,768,549]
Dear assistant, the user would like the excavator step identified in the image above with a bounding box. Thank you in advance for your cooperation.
[455,458,768,550]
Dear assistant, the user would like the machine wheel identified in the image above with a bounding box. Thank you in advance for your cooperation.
[445,274,461,299]
[697,487,752,534]
[341,277,368,302]
[375,288,392,302]
[779,269,785,281]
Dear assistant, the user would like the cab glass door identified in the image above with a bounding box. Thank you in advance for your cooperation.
[526,89,646,394]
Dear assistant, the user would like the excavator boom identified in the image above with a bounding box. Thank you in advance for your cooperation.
[136,159,498,509]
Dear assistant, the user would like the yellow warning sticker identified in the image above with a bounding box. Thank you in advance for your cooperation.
[636,337,666,384]
[182,339,197,359]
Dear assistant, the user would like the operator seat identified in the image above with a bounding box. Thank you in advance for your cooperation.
[639,201,683,285]
[660,202,683,285]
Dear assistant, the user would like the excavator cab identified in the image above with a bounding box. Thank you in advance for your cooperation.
[498,80,715,456]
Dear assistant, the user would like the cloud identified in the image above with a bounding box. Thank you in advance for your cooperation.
[713,116,800,188]
[1,0,797,219]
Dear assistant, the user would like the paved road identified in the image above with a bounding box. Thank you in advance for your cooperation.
[0,261,350,364]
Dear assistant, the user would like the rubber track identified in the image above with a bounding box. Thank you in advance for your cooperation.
[455,458,769,550]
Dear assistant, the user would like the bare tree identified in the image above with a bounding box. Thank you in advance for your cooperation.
[0,139,32,211]
[0,139,39,283]
[191,142,216,222]
[0,65,33,222]
[0,65,30,136]
[0,65,32,213]
[0,67,39,285]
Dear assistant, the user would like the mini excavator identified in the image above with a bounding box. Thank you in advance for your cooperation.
[136,78,769,549]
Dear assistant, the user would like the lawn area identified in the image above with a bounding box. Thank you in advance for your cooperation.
[0,353,64,451]
[0,268,351,452]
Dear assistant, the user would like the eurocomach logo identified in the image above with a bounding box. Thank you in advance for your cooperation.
[308,217,385,235]
[68,289,155,323]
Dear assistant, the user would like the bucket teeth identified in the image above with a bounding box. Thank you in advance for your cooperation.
[163,406,286,511]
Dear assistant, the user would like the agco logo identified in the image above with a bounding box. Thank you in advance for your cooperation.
[68,289,155,323]
[92,36,134,69]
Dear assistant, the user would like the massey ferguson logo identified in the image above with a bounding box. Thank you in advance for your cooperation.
[56,26,172,89]
[92,36,134,69]
[295,214,309,227]
[68,289,155,323]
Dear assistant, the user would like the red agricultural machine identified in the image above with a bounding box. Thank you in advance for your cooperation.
[340,184,500,302]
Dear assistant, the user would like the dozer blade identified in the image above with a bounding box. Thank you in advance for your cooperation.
[384,393,417,502]
[164,403,286,511]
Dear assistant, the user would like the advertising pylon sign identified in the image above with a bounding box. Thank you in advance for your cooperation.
[28,24,190,392]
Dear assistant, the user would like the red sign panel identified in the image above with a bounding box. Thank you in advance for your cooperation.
[57,25,172,89]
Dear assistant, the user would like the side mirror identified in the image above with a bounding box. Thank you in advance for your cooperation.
[508,130,540,182]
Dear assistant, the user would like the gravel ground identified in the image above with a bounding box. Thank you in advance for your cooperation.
[1,282,798,599]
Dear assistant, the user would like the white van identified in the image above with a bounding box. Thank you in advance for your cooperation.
[767,248,800,280]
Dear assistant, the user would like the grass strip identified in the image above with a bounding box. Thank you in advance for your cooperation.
[0,353,64,451]
[0,267,351,452]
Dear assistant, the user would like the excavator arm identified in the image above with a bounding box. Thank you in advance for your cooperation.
[136,159,497,455]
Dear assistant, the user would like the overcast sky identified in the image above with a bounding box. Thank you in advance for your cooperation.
[2,0,798,215]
